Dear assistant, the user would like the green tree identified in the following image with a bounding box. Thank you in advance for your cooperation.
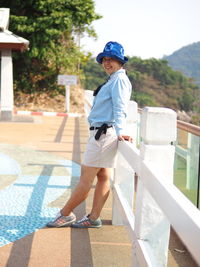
[132,91,156,107]
[0,0,101,93]
[179,89,194,111]
[81,58,107,90]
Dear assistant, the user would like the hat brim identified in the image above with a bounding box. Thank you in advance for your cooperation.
[96,52,128,64]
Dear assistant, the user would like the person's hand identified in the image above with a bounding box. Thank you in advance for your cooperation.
[118,135,133,142]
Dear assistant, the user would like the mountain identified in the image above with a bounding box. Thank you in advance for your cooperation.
[163,42,200,86]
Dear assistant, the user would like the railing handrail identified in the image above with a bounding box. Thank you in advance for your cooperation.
[177,120,200,137]
[139,106,200,137]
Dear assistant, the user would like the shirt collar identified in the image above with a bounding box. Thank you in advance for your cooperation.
[109,69,125,80]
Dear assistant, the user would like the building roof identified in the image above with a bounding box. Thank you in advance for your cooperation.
[0,30,29,51]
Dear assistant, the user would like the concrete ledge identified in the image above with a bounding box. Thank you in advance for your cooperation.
[0,110,12,121]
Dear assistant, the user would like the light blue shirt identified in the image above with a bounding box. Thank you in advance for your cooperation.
[88,69,132,136]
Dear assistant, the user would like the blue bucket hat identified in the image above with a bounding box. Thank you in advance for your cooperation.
[96,41,128,64]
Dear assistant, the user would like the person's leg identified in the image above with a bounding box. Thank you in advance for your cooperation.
[61,165,100,216]
[89,168,111,220]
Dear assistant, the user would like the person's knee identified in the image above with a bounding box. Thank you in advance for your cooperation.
[79,175,93,189]
[79,165,99,187]
[97,168,111,182]
[78,180,92,193]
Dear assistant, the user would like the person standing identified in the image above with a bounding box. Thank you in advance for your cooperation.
[47,41,132,228]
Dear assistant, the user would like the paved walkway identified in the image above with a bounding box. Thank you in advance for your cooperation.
[0,114,132,267]
[0,114,198,266]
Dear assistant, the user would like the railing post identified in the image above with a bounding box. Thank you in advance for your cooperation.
[133,107,177,266]
[112,151,135,225]
[186,133,200,190]
[126,101,138,147]
[112,101,138,225]
[84,90,94,117]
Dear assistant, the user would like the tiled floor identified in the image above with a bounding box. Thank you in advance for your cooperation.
[0,144,80,247]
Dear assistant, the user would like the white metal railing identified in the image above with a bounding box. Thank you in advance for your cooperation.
[84,90,200,267]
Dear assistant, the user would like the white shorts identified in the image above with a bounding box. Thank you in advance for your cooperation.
[82,127,118,168]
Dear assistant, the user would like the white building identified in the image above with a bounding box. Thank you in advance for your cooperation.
[0,8,29,120]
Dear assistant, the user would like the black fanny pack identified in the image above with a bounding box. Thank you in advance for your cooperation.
[89,124,112,140]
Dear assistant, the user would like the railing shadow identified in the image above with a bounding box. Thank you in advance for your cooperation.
[70,117,93,267]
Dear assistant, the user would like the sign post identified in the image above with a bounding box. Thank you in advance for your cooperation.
[65,85,70,113]
[57,75,77,112]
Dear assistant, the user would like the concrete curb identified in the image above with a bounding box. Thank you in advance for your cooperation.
[14,110,84,117]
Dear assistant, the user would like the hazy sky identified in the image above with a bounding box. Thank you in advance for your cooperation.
[81,0,200,59]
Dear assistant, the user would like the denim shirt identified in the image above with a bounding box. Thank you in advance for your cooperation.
[88,69,132,136]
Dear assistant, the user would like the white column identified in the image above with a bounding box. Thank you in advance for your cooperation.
[134,107,177,266]
[0,49,13,121]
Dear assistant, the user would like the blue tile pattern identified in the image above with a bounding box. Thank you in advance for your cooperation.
[0,151,80,247]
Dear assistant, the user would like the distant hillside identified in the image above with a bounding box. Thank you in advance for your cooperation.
[82,57,200,125]
[164,42,200,86]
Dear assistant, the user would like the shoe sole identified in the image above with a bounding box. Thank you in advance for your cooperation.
[46,218,76,228]
[71,224,102,229]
